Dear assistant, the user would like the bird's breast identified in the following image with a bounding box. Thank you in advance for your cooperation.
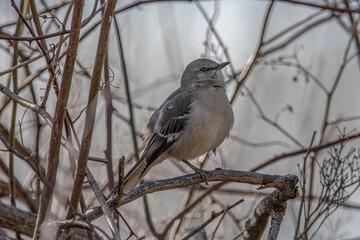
[169,88,233,160]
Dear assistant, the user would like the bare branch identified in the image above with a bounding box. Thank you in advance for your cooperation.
[86,168,121,240]
[276,0,360,13]
[66,0,118,220]
[86,170,298,222]
[0,30,70,41]
[33,0,85,237]
[182,199,244,240]
[238,188,298,240]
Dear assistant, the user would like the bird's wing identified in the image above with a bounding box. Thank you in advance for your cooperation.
[121,90,194,192]
[142,91,194,171]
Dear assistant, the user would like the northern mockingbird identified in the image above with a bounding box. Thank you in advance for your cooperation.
[120,58,234,193]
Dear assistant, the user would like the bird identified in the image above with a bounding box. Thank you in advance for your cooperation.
[118,58,234,194]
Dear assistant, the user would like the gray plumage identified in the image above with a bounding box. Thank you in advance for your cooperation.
[122,58,234,192]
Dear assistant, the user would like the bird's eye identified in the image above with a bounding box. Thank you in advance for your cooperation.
[200,67,208,72]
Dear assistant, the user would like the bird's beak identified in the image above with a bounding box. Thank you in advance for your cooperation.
[217,61,230,70]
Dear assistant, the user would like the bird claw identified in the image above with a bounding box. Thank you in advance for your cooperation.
[196,168,209,185]
[182,160,209,185]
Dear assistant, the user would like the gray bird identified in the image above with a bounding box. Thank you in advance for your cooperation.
[121,58,234,193]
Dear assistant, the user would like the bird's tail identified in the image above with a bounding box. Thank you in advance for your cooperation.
[122,157,147,193]
[108,153,167,198]
[107,157,147,199]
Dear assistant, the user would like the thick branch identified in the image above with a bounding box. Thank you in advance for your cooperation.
[0,201,91,239]
[0,200,36,237]
[239,187,298,240]
[85,170,298,222]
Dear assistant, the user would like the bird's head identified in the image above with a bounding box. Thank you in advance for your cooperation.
[181,58,230,89]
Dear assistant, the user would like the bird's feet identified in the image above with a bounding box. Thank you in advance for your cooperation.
[182,160,209,185]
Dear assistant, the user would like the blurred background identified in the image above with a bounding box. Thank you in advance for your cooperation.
[1,0,360,239]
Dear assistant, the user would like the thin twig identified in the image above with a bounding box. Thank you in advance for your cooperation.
[103,14,115,192]
[196,1,236,75]
[10,0,59,108]
[114,15,139,160]
[294,131,317,238]
[0,133,53,190]
[182,199,244,240]
[275,0,360,13]
[306,16,360,229]
[230,0,275,104]
[0,30,70,41]
[86,168,121,240]
[246,87,304,148]
[250,131,360,171]
[143,195,161,238]
[161,180,223,238]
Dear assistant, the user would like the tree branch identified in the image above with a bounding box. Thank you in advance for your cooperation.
[85,170,298,222]
[238,187,298,240]
[66,0,118,219]
[33,0,85,238]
